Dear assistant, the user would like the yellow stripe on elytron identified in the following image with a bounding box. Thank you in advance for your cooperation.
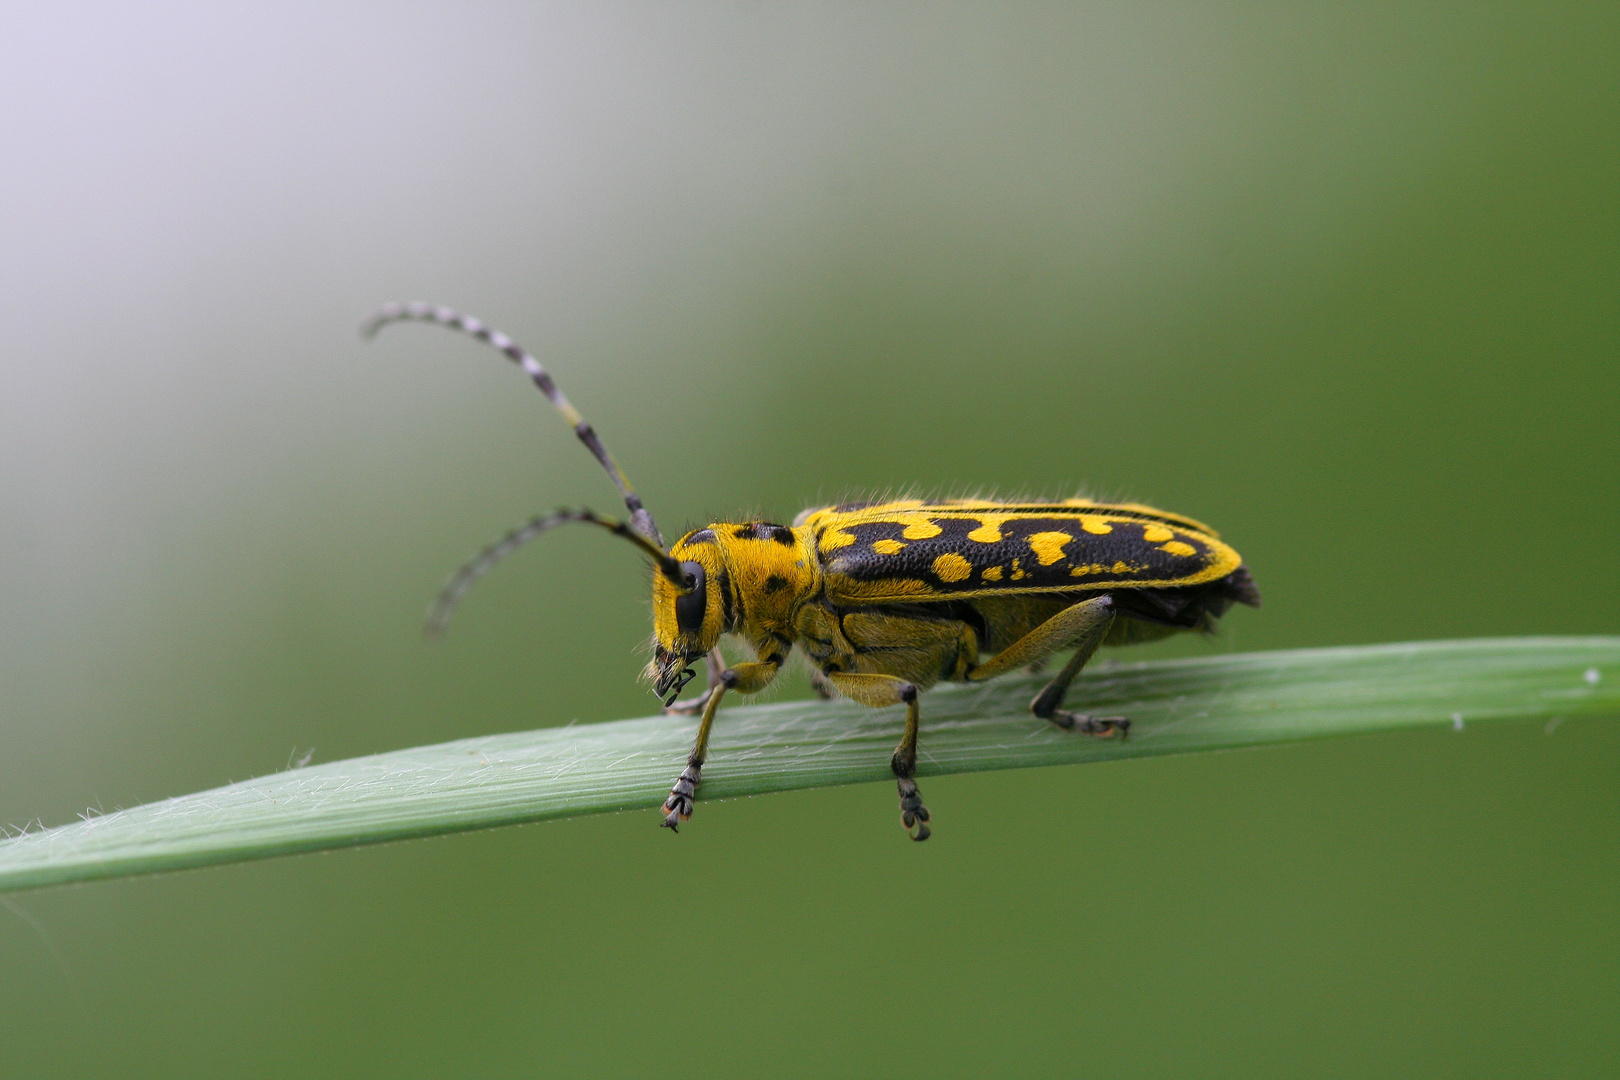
[1027,531,1072,566]
[899,515,943,539]
[825,575,935,601]
[801,499,1218,536]
[966,520,1003,542]
[1061,499,1219,536]
[1070,560,1144,576]
[810,506,1222,545]
[820,525,856,550]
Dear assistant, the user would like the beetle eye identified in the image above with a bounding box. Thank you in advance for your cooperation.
[674,561,707,636]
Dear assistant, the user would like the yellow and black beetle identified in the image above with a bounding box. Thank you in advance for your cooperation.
[365,303,1260,841]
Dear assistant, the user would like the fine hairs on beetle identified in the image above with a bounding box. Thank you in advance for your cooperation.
[365,303,1260,841]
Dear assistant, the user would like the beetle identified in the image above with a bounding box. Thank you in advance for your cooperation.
[365,302,1260,840]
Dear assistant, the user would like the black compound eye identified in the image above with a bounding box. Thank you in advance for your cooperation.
[674,561,707,636]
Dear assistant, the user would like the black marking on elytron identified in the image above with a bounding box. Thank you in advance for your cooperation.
[683,528,717,546]
[824,517,1217,594]
[763,574,789,594]
[770,526,795,546]
[733,525,756,540]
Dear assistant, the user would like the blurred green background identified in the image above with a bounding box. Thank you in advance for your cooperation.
[1,3,1616,1076]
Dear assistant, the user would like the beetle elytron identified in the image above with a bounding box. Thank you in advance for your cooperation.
[365,302,1260,840]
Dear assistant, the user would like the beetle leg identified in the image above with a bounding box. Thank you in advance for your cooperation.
[824,672,930,841]
[661,656,780,831]
[1029,602,1127,739]
[891,684,929,841]
[965,595,1127,738]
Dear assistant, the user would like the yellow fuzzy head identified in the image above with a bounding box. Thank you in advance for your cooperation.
[648,535,727,703]
[647,521,816,704]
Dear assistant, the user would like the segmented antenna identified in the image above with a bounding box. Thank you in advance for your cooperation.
[424,508,690,637]
[362,302,664,546]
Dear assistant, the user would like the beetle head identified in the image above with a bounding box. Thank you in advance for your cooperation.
[648,532,728,704]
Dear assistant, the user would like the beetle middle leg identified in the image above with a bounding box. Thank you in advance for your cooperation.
[966,595,1128,737]
[825,672,930,841]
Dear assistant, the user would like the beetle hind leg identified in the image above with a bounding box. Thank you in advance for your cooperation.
[1026,600,1127,738]
[1040,710,1129,738]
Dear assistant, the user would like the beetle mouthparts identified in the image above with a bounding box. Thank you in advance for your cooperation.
[657,665,697,705]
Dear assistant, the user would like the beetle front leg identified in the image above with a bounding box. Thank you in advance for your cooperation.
[661,657,779,831]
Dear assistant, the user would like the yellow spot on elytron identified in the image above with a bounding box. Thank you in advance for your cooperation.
[982,565,1004,581]
[1027,531,1072,566]
[1159,540,1197,557]
[872,539,906,555]
[1078,515,1113,535]
[900,516,943,540]
[1011,558,1026,581]
[966,520,1003,543]
[932,553,973,583]
[1070,563,1106,576]
[821,526,856,550]
[1142,524,1174,543]
[1111,560,1132,574]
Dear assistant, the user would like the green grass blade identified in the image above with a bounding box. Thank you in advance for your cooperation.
[2,637,1615,892]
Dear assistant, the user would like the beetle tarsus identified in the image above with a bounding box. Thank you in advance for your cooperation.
[1049,711,1129,739]
[661,763,700,830]
[896,775,931,841]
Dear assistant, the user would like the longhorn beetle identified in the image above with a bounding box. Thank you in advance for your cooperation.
[364,302,1260,840]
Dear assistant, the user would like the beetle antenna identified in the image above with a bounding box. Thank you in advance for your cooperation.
[362,302,664,546]
[425,508,689,637]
